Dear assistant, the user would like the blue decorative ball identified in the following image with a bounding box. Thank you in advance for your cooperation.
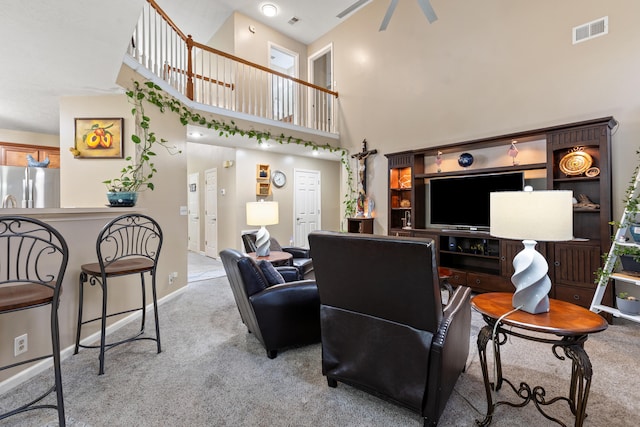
[458,153,474,168]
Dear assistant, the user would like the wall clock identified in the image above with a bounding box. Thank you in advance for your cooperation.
[272,170,286,188]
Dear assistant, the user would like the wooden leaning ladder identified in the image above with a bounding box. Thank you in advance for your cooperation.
[590,169,640,322]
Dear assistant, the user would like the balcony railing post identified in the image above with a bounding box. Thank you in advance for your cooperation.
[186,35,194,101]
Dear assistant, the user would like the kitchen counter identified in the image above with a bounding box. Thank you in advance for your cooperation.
[0,207,143,221]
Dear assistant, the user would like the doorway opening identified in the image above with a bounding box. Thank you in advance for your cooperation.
[268,43,299,124]
[308,43,333,132]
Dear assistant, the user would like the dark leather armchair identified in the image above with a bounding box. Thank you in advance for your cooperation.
[308,231,472,427]
[241,233,314,278]
[219,248,320,358]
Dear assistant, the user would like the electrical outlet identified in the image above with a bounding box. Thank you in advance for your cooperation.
[168,272,178,285]
[14,334,27,357]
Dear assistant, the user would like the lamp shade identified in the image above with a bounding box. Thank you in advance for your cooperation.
[246,201,279,226]
[490,190,573,241]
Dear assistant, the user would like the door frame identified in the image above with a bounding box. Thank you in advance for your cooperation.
[187,172,200,253]
[268,42,299,124]
[293,168,321,247]
[204,167,218,259]
[307,43,334,132]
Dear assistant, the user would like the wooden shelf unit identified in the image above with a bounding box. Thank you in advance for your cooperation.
[386,117,616,316]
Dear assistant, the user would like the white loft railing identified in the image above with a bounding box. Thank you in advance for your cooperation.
[128,0,338,134]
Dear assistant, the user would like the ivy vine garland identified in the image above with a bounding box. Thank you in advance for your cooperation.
[96,80,356,217]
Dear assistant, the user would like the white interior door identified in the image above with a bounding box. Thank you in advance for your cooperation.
[204,168,218,259]
[187,172,200,252]
[293,169,321,248]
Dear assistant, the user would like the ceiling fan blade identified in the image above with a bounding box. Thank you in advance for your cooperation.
[417,0,438,23]
[379,0,399,31]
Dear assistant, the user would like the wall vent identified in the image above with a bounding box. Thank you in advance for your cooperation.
[572,16,608,44]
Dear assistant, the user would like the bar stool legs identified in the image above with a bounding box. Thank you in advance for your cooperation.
[74,270,162,375]
[73,213,163,376]
[0,216,68,426]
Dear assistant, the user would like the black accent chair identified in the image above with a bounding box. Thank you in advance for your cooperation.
[74,214,163,375]
[241,233,314,278]
[308,231,472,427]
[219,248,320,358]
[0,217,69,426]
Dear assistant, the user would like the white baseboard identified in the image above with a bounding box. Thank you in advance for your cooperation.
[0,285,188,396]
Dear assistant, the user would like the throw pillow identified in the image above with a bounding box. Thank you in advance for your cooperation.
[258,260,286,286]
[237,257,269,296]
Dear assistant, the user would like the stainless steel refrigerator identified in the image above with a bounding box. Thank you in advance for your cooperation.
[0,165,60,208]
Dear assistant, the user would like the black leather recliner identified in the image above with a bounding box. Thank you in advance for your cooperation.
[241,233,314,278]
[219,248,320,358]
[308,231,472,427]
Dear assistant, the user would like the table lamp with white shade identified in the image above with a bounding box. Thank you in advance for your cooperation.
[246,200,279,257]
[490,187,573,314]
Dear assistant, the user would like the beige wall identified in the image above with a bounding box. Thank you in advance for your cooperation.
[232,12,308,79]
[187,142,342,253]
[206,12,235,53]
[59,91,188,288]
[309,0,640,232]
[235,148,341,247]
[0,129,58,147]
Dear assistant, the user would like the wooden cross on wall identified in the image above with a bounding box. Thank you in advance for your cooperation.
[351,139,377,194]
[351,139,377,216]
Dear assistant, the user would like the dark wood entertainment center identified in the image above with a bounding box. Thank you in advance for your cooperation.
[386,117,616,312]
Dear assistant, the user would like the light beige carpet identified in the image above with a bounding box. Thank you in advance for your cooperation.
[0,275,637,427]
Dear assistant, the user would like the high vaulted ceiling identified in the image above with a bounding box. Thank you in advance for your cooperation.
[0,0,370,136]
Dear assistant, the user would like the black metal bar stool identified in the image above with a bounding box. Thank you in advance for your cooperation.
[74,213,162,375]
[0,216,69,426]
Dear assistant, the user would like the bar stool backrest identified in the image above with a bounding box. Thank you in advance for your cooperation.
[96,214,162,270]
[0,216,68,305]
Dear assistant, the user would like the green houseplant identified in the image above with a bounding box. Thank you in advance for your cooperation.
[103,81,180,206]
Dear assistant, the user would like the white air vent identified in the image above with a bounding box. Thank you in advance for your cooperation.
[573,16,608,44]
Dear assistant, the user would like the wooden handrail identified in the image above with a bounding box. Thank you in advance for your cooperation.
[190,39,339,98]
[145,0,338,98]
[147,0,189,42]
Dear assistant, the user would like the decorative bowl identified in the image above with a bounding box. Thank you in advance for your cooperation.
[106,191,138,207]
[458,153,474,168]
[616,296,640,315]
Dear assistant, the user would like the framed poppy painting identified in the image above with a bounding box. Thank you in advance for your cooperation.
[73,118,124,158]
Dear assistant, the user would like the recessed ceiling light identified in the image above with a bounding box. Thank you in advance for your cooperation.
[261,3,278,17]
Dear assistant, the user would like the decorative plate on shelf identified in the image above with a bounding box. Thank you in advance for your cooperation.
[458,152,474,168]
[559,151,593,176]
[585,167,600,177]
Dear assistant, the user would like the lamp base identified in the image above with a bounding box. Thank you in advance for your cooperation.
[255,226,270,257]
[511,240,551,314]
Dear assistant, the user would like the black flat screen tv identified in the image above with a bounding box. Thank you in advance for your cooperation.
[429,172,524,230]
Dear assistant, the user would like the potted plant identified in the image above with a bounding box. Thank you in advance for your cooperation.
[103,81,180,207]
[616,292,640,315]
